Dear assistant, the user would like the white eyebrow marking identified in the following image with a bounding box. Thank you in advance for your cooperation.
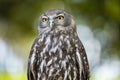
[57,13,64,16]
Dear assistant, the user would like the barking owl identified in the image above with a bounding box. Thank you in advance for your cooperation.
[27,9,89,80]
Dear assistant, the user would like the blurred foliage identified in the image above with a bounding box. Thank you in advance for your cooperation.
[0,73,27,80]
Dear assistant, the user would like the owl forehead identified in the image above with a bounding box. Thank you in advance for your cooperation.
[45,13,62,19]
[44,13,60,19]
[42,10,67,18]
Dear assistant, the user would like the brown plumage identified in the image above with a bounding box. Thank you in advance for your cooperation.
[27,9,89,80]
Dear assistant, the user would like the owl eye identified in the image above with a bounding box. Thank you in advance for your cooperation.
[57,16,64,20]
[42,18,48,22]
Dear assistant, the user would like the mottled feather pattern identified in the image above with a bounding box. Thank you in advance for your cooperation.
[27,9,89,80]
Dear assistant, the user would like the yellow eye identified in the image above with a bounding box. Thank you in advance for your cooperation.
[57,16,64,20]
[42,18,48,22]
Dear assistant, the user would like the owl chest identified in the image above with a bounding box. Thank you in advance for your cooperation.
[32,35,78,79]
[37,35,75,59]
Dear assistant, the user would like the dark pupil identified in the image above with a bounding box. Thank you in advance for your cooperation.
[44,18,46,21]
[59,17,61,19]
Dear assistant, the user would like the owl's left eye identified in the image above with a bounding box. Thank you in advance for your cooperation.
[57,16,64,20]
[42,18,48,22]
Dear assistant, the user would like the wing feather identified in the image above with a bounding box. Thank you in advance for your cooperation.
[27,38,39,80]
[75,35,90,80]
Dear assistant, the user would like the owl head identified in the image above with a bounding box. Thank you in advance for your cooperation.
[38,9,76,35]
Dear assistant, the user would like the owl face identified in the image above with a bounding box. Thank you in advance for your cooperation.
[38,9,75,34]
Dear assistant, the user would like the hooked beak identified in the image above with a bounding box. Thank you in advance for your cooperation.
[49,20,54,29]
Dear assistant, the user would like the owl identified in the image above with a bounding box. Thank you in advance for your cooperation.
[27,9,89,80]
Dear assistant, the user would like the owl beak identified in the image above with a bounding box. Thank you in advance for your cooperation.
[49,20,54,29]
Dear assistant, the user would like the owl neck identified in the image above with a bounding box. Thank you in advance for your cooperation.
[39,27,76,36]
[37,29,78,50]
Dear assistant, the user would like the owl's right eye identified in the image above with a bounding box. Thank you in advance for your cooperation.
[42,18,48,22]
[57,16,64,20]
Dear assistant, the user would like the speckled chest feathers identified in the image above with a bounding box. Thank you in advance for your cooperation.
[33,31,75,79]
[28,30,89,80]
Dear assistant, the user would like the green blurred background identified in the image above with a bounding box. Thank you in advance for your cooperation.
[0,0,120,80]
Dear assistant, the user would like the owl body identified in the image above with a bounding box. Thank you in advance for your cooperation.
[27,9,89,80]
